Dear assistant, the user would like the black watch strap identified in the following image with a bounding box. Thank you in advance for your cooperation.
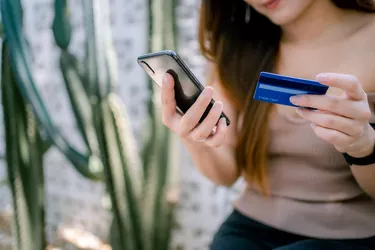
[342,123,375,166]
[343,150,375,166]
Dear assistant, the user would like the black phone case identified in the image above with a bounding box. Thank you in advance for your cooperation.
[137,50,231,126]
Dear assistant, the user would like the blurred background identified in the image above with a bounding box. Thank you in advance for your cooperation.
[0,0,243,249]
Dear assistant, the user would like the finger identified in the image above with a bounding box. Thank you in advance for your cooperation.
[311,123,354,151]
[296,108,364,137]
[161,73,181,129]
[190,101,223,141]
[179,87,214,137]
[290,94,369,120]
[316,73,365,100]
[205,117,228,147]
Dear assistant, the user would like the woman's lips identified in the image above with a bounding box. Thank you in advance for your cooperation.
[263,0,281,9]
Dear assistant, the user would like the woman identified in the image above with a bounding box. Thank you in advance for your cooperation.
[161,0,375,249]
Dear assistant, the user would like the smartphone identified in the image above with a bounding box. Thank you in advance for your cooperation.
[137,50,231,126]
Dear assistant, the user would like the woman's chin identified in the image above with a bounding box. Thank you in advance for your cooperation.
[264,12,300,26]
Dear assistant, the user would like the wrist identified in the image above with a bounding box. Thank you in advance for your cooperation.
[346,125,375,158]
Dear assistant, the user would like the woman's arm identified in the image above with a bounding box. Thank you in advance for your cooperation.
[349,124,375,198]
[181,65,240,187]
[350,95,375,198]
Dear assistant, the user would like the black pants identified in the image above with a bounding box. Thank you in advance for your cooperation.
[210,210,375,250]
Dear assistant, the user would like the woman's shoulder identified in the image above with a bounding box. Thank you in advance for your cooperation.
[362,13,375,39]
[353,12,375,38]
[366,16,375,92]
[355,14,375,92]
[366,13,375,34]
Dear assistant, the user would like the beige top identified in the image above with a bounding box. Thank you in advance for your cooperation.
[234,93,375,239]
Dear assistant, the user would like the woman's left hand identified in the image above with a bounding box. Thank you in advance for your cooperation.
[290,73,375,158]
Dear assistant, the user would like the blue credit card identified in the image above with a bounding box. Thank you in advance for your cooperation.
[253,72,329,107]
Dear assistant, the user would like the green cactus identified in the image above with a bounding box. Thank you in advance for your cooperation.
[1,42,46,250]
[52,0,71,50]
[0,0,103,181]
[53,0,180,249]
[53,1,144,249]
[141,0,180,249]
[1,0,180,249]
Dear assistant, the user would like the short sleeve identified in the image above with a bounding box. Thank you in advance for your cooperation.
[368,92,375,124]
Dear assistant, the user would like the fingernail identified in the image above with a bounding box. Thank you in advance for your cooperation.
[163,74,171,87]
[220,117,227,125]
[214,101,223,109]
[203,87,213,97]
[316,73,328,82]
[290,95,301,104]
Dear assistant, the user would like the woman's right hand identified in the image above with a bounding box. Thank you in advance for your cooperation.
[161,73,228,148]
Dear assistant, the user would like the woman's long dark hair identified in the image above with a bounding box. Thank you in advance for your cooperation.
[198,0,375,193]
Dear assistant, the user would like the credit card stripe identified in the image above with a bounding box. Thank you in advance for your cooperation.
[260,72,319,85]
[259,75,327,92]
[258,83,308,95]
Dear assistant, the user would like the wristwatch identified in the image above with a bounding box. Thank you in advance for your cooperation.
[343,123,375,166]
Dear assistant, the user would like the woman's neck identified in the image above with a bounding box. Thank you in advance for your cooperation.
[280,1,368,46]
